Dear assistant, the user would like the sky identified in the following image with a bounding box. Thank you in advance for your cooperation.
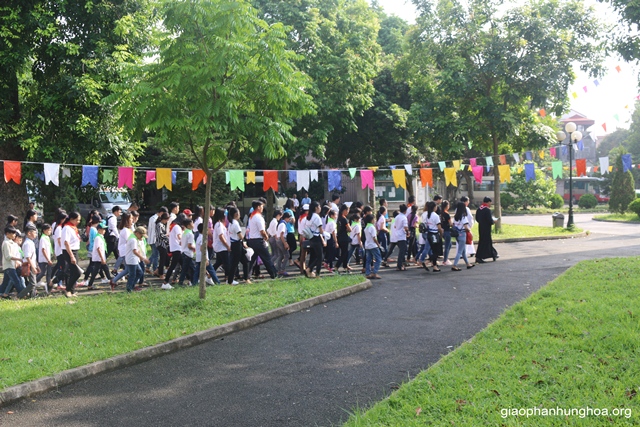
[371,0,640,137]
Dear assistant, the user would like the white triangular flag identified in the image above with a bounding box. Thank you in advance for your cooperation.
[297,170,310,191]
[599,157,609,174]
[513,153,520,164]
[404,164,412,175]
[62,167,71,178]
[44,163,60,186]
[310,170,318,182]
[188,171,193,183]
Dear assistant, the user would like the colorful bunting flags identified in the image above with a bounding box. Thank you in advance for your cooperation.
[470,158,477,167]
[156,168,172,191]
[4,161,21,184]
[576,159,587,177]
[246,171,256,184]
[552,161,563,179]
[229,170,245,192]
[498,165,511,183]
[288,171,296,183]
[539,109,546,117]
[550,147,556,158]
[513,153,520,164]
[524,163,535,182]
[297,170,310,191]
[328,170,342,192]
[192,169,206,191]
[472,166,484,184]
[499,155,506,165]
[392,169,407,189]
[444,168,457,187]
[263,170,278,192]
[310,170,318,182]
[146,170,156,184]
[82,166,99,188]
[360,170,374,190]
[599,157,609,174]
[118,167,134,189]
[438,162,446,172]
[44,163,60,186]
[404,164,412,175]
[419,168,433,188]
[622,154,632,173]
[349,168,357,179]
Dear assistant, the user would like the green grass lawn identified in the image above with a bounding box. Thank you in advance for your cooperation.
[0,274,364,391]
[342,257,640,426]
[593,213,640,223]
[502,206,609,215]
[468,223,582,240]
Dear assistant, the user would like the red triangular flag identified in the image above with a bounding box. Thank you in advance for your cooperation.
[499,155,506,165]
[192,169,207,190]
[263,170,278,192]
[602,123,607,132]
[576,159,587,177]
[616,65,622,73]
[4,161,21,184]
[539,108,546,117]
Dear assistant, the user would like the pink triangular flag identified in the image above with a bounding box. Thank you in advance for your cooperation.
[470,158,477,167]
[472,166,484,184]
[146,170,156,184]
[360,170,374,190]
[118,167,134,189]
[550,147,556,157]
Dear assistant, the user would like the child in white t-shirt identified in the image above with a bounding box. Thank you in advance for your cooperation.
[179,219,196,286]
[347,213,362,266]
[193,223,220,286]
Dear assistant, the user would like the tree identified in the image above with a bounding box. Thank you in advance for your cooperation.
[110,0,314,299]
[252,0,380,164]
[608,148,636,213]
[602,0,640,63]
[403,0,605,229]
[506,169,557,210]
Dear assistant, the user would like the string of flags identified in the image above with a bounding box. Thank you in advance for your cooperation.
[2,148,636,192]
[538,64,638,134]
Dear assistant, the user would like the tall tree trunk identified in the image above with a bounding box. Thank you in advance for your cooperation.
[0,70,29,224]
[198,169,212,299]
[462,170,474,206]
[266,188,275,221]
[492,132,502,231]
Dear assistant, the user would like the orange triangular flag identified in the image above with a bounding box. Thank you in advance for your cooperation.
[192,169,207,190]
[419,168,433,188]
[602,123,607,132]
[539,108,546,117]
[499,155,506,165]
[263,170,278,192]
[576,159,587,177]
[3,161,21,184]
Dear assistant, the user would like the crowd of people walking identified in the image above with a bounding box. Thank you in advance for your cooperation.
[0,192,499,300]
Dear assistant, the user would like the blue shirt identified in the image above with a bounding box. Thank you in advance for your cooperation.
[88,227,98,252]
[301,197,311,206]
[284,208,295,233]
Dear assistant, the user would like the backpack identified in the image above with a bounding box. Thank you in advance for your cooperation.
[418,222,428,234]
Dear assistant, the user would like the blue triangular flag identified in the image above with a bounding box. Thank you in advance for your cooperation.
[525,163,536,182]
[82,166,99,188]
[525,151,532,161]
[328,171,342,192]
[622,154,632,173]
[288,171,297,183]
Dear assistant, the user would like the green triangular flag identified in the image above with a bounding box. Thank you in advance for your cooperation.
[614,114,620,122]
[102,169,114,185]
[552,161,563,179]
[460,163,466,171]
[349,168,357,179]
[229,170,245,192]
[468,140,473,149]
[225,171,230,184]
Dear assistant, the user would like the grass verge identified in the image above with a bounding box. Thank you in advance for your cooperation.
[469,223,583,240]
[502,206,609,215]
[593,213,640,223]
[343,257,639,426]
[0,274,363,390]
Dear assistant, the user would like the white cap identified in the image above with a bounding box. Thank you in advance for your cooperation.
[302,204,309,210]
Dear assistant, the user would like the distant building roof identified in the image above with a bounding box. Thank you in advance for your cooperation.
[560,109,595,127]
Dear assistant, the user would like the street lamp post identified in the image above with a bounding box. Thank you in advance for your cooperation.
[556,122,582,229]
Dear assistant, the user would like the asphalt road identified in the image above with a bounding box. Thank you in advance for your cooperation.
[2,222,640,427]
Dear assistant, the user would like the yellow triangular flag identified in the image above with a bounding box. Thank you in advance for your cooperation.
[452,160,461,171]
[609,166,613,172]
[498,165,511,183]
[391,169,406,189]
[156,168,172,191]
[517,165,523,174]
[246,171,256,184]
[444,168,457,187]
[538,150,545,159]
[368,166,379,172]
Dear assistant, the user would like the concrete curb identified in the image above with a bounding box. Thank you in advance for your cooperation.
[591,217,640,224]
[0,279,372,407]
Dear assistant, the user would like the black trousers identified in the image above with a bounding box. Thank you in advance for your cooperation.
[157,246,169,276]
[307,235,324,275]
[286,232,297,259]
[62,250,81,292]
[213,251,229,280]
[247,238,277,279]
[336,240,350,269]
[228,241,249,283]
[87,261,112,287]
[324,237,337,268]
[164,250,182,283]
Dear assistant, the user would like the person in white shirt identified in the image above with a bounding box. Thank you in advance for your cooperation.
[87,221,112,290]
[193,223,219,286]
[363,214,382,279]
[461,196,476,257]
[105,206,122,261]
[49,211,68,289]
[111,212,133,286]
[61,212,82,297]
[226,207,250,285]
[322,209,339,272]
[347,213,362,267]
[246,200,277,279]
[272,211,291,275]
[211,208,231,282]
[21,225,39,297]
[36,224,54,288]
[125,226,149,292]
[178,219,196,286]
[162,217,184,289]
[0,227,24,298]
[267,210,282,256]
[147,207,167,273]
[304,201,325,278]
[452,202,475,271]
[390,204,409,270]
[329,194,340,213]
[419,201,443,272]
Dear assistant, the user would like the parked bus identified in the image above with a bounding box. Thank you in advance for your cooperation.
[556,177,608,204]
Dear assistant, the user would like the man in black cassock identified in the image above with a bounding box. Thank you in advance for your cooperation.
[475,197,498,263]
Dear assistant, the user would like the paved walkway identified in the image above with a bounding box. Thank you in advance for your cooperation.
[2,220,640,426]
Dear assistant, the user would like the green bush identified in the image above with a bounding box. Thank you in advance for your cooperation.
[549,193,564,209]
[500,193,515,210]
[578,193,598,209]
[628,199,640,217]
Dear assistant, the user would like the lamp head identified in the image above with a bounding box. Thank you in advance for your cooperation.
[572,131,583,142]
[565,122,577,133]
[556,131,566,142]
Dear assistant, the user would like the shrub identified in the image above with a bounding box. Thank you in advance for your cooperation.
[578,193,598,209]
[500,193,515,210]
[628,199,640,217]
[549,193,564,209]
[608,148,636,213]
